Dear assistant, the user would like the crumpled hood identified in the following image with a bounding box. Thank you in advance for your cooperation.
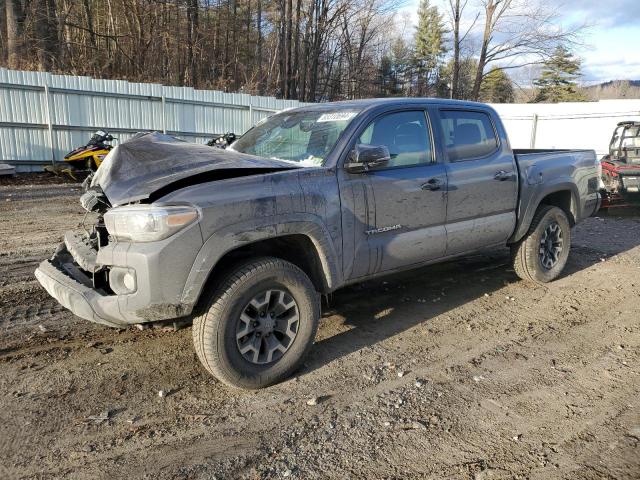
[92,132,302,206]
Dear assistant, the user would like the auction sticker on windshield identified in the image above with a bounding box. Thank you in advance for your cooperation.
[317,111,358,122]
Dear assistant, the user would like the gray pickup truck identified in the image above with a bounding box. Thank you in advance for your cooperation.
[36,98,601,389]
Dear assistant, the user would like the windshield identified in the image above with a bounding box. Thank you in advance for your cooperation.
[230,108,361,166]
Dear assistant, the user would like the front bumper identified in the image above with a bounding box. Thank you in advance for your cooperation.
[35,225,203,327]
[35,249,124,327]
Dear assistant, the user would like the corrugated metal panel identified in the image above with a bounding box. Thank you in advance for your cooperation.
[4,66,640,172]
[0,68,309,171]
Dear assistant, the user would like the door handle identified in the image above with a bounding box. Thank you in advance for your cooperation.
[421,178,444,191]
[494,170,513,181]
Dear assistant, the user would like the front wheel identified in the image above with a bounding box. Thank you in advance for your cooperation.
[192,257,320,389]
[511,205,571,284]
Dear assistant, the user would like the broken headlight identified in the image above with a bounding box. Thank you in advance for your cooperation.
[103,205,199,242]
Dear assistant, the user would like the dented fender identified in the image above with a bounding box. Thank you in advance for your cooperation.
[180,215,342,308]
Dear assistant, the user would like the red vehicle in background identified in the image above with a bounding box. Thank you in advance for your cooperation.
[601,121,640,208]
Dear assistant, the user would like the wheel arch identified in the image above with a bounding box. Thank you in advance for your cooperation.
[181,218,342,311]
[511,184,578,243]
[538,189,577,226]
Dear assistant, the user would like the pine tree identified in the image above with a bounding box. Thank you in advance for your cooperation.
[534,46,586,103]
[414,0,447,96]
[480,68,514,103]
[389,37,414,96]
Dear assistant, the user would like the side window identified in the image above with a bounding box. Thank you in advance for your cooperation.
[357,111,432,168]
[439,110,499,161]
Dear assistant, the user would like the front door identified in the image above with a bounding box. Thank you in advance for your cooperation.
[436,108,518,255]
[339,109,448,279]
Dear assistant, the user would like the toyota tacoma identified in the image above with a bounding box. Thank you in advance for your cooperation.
[35,99,601,389]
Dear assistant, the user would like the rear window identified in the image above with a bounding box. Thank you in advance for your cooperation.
[439,110,498,161]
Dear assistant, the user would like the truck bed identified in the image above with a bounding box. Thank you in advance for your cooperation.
[513,149,598,185]
[513,149,597,174]
[509,148,600,242]
[512,149,589,155]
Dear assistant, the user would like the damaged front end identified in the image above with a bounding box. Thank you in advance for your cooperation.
[35,132,303,328]
[34,178,125,326]
[34,197,203,327]
[35,235,123,328]
[35,187,194,327]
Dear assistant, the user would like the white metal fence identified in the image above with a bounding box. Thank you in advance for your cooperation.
[491,100,640,156]
[1,67,639,171]
[0,68,306,171]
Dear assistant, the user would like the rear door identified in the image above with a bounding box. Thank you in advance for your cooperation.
[338,109,448,278]
[436,108,517,255]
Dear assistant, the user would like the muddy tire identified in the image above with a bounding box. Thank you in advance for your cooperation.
[192,257,320,389]
[511,205,571,284]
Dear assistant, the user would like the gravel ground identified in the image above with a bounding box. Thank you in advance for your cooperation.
[0,179,638,480]
[0,172,78,187]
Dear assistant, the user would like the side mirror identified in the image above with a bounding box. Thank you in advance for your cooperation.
[345,144,391,173]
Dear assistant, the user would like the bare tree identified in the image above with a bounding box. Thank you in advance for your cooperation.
[5,0,24,69]
[256,0,263,93]
[446,0,477,99]
[340,0,396,99]
[4,0,587,104]
[470,0,582,100]
[186,0,199,87]
[0,0,6,63]
[34,0,59,71]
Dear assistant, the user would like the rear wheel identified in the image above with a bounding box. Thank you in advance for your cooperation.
[511,205,571,284]
[192,257,320,389]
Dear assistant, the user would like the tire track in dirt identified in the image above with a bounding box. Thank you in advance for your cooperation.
[38,257,638,479]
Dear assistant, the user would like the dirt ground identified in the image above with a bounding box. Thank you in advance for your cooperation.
[0,178,638,480]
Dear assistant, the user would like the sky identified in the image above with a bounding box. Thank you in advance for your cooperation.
[398,0,640,84]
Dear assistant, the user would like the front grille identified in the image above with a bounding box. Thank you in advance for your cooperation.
[63,229,113,294]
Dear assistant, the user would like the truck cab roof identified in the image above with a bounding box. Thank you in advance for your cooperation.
[287,97,492,113]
